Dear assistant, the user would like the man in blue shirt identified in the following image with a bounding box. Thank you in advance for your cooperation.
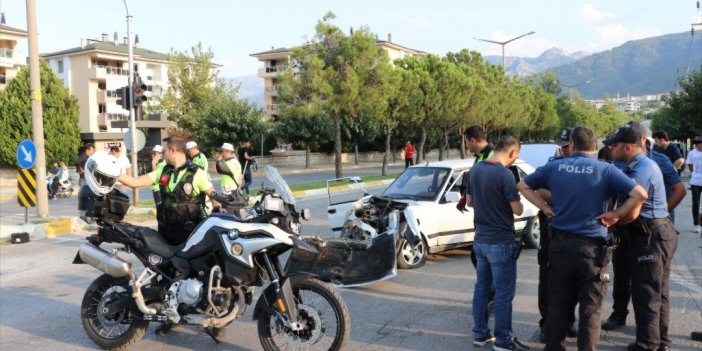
[467,136,530,351]
[518,126,647,351]
[603,136,686,333]
[605,122,679,351]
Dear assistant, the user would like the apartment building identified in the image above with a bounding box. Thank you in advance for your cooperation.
[0,23,27,91]
[41,33,171,151]
[250,33,425,120]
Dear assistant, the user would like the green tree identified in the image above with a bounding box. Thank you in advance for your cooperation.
[159,42,220,132]
[381,66,421,174]
[275,111,333,168]
[194,90,268,157]
[285,12,391,178]
[651,71,702,139]
[0,61,80,167]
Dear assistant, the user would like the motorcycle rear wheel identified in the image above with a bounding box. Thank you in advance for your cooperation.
[80,274,149,350]
[258,277,350,351]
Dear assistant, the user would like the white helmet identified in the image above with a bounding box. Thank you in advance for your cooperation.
[85,151,123,195]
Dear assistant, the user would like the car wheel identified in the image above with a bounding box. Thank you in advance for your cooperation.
[522,216,540,249]
[397,222,427,269]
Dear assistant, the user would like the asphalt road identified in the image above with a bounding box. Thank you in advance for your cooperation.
[1,184,700,350]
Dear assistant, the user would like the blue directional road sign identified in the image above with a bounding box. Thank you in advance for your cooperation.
[16,140,37,169]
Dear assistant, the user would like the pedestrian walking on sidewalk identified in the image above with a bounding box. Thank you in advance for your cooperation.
[238,139,255,195]
[404,140,416,168]
[688,135,702,234]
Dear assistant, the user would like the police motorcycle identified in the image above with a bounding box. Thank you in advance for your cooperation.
[72,154,358,350]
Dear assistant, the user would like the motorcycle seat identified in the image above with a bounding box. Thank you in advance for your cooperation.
[121,225,184,258]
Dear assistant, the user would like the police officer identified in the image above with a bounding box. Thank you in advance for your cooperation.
[215,142,242,193]
[535,128,578,341]
[185,141,209,170]
[518,126,647,351]
[150,145,166,206]
[605,122,678,351]
[118,134,222,246]
[603,131,686,333]
[457,125,495,304]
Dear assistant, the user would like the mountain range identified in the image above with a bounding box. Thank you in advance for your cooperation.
[484,48,591,77]
[229,31,702,105]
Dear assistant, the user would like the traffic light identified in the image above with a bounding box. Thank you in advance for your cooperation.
[134,83,148,107]
[116,86,131,110]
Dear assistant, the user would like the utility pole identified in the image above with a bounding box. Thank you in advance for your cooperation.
[474,31,535,72]
[122,0,139,205]
[26,0,48,217]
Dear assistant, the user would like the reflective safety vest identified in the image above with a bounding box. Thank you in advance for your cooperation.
[157,163,207,232]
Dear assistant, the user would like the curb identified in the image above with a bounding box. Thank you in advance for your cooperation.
[1,216,88,242]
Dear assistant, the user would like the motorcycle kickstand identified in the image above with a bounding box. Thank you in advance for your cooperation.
[204,327,221,344]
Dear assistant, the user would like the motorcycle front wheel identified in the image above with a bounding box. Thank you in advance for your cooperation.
[257,277,350,351]
[80,274,149,350]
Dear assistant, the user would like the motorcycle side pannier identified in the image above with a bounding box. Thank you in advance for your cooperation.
[78,185,130,221]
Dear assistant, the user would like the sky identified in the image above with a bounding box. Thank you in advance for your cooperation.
[1,0,700,78]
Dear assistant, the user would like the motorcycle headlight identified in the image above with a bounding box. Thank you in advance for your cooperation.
[263,197,285,212]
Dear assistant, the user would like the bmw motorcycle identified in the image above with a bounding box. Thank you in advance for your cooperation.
[73,166,377,350]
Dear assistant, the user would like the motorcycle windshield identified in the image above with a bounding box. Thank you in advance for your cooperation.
[264,166,296,206]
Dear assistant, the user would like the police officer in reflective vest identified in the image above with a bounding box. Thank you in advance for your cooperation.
[605,122,679,351]
[534,128,578,341]
[150,144,166,206]
[185,141,209,170]
[215,142,242,193]
[518,126,647,351]
[118,134,222,245]
[603,128,686,334]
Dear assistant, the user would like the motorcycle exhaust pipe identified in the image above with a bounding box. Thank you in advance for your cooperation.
[78,243,132,278]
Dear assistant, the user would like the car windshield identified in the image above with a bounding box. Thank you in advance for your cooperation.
[382,167,450,201]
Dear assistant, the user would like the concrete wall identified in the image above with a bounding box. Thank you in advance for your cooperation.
[254,148,463,168]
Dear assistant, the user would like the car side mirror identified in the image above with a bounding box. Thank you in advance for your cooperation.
[445,191,461,203]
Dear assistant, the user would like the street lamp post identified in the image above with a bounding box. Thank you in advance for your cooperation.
[562,80,592,103]
[474,31,535,72]
[122,0,139,204]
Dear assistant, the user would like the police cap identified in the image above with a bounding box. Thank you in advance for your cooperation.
[603,122,644,146]
[556,128,573,146]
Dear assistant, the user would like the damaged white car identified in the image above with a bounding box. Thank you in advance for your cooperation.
[327,158,543,269]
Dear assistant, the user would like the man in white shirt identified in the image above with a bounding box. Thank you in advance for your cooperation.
[110,146,132,188]
[687,136,702,233]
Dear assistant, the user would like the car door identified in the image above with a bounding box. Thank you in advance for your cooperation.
[509,164,539,230]
[437,170,475,246]
[326,177,368,231]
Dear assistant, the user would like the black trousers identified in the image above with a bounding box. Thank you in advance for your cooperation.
[692,185,702,226]
[405,158,414,168]
[544,231,609,351]
[609,237,631,320]
[537,212,577,329]
[629,218,678,350]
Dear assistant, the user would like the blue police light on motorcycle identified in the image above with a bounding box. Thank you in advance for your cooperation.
[227,229,239,240]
